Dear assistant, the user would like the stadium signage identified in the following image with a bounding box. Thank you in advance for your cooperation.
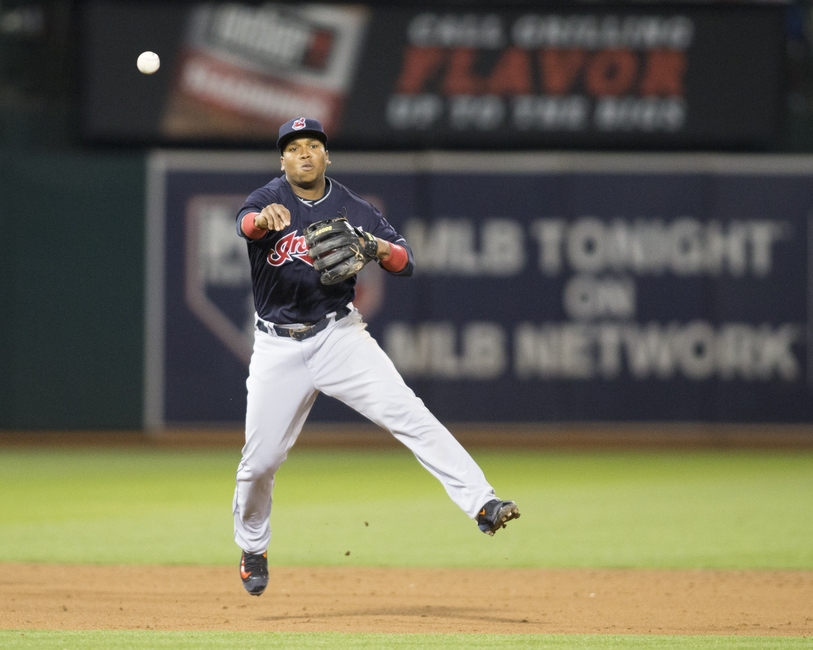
[147,152,812,424]
[84,3,783,149]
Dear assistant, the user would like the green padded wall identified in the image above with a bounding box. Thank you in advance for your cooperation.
[0,152,145,429]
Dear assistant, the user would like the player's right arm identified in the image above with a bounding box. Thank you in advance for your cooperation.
[240,203,291,239]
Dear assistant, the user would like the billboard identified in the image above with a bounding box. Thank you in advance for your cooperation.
[144,152,813,427]
[84,2,785,150]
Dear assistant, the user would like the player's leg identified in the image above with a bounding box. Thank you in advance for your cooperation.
[234,332,318,555]
[310,312,497,519]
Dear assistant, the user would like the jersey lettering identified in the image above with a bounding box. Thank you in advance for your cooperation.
[267,232,313,267]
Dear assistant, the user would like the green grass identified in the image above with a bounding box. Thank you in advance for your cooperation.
[3,448,812,648]
[0,448,812,569]
[2,631,811,649]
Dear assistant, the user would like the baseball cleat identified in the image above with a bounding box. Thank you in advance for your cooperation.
[477,499,520,536]
[240,550,269,596]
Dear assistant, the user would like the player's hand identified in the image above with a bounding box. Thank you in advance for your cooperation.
[360,235,389,261]
[356,229,384,261]
[255,204,291,232]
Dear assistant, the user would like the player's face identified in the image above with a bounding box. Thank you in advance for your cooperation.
[280,137,330,189]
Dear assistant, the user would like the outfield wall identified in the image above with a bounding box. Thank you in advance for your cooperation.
[0,151,145,430]
[145,151,813,428]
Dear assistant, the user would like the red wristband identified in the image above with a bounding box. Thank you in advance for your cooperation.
[381,242,408,272]
[241,212,266,240]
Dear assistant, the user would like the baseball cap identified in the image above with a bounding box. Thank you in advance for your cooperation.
[277,117,328,151]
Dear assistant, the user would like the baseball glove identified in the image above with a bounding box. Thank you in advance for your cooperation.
[304,215,378,285]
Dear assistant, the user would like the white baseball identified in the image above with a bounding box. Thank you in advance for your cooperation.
[137,51,160,75]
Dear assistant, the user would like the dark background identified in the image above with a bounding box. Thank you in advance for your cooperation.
[159,163,812,424]
[2,0,813,430]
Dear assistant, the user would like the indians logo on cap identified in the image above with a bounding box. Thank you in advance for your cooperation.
[292,117,307,130]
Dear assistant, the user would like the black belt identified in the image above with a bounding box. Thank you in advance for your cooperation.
[257,306,351,341]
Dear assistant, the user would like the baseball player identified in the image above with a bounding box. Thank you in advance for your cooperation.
[234,117,520,596]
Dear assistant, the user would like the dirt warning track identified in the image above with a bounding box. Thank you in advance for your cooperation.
[2,564,812,636]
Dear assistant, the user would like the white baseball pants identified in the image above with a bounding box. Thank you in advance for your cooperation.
[233,307,496,553]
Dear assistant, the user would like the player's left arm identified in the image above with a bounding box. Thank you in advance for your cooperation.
[354,204,414,276]
[372,236,413,275]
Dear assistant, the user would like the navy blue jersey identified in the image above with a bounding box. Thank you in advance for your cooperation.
[236,175,414,324]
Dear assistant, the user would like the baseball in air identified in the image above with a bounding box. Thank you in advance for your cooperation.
[137,51,160,75]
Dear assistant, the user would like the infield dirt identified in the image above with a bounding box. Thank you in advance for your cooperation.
[2,564,812,636]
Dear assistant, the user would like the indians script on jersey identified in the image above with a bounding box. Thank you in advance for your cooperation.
[267,232,313,267]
